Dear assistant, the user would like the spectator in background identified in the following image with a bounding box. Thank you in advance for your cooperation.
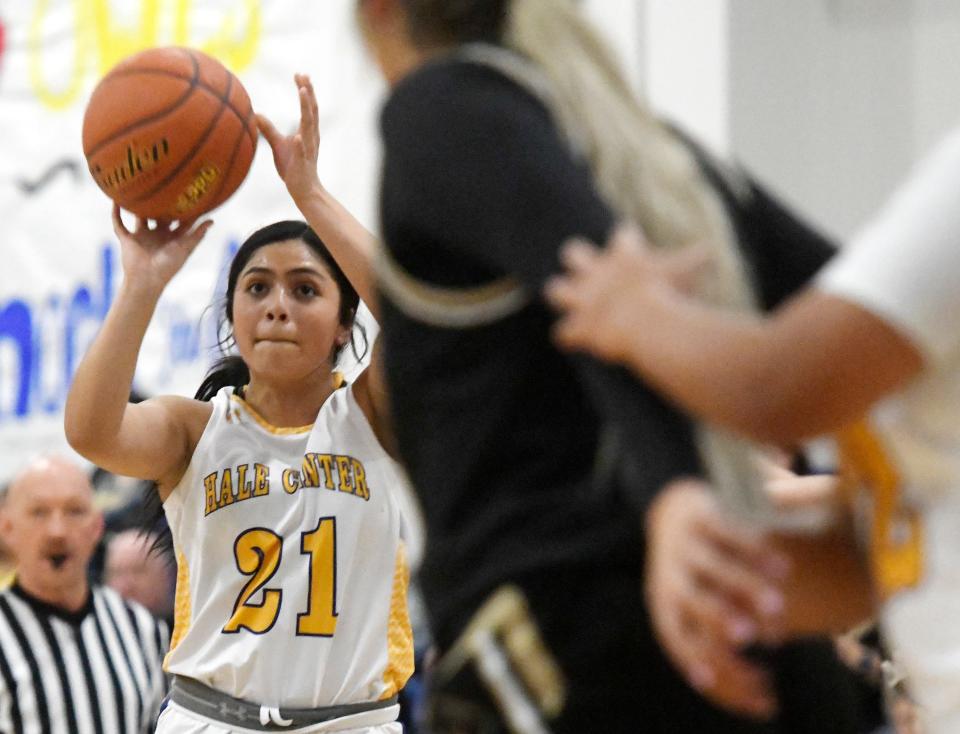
[0,492,15,589]
[0,455,168,734]
[104,529,175,626]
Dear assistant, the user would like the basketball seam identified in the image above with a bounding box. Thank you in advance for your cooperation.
[129,72,233,207]
[205,117,249,212]
[187,76,257,148]
[85,52,200,158]
[187,49,255,148]
[102,66,256,148]
[85,56,256,164]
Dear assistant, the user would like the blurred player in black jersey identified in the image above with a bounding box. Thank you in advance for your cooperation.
[356,0,881,731]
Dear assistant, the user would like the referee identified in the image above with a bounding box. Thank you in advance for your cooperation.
[0,456,168,733]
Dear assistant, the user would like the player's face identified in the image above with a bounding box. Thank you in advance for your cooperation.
[1,462,103,590]
[231,240,349,383]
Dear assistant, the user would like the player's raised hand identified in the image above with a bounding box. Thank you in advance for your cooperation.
[111,203,212,295]
[257,73,322,205]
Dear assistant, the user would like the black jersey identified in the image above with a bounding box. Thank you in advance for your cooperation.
[378,55,866,733]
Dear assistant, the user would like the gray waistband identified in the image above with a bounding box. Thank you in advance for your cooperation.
[170,675,398,731]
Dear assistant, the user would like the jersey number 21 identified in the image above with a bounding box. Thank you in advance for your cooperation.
[222,516,338,636]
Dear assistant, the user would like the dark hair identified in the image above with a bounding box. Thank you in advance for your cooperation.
[140,222,368,549]
[401,0,509,46]
[196,220,368,402]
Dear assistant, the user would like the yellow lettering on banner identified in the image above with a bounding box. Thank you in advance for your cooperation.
[195,0,261,73]
[29,0,263,111]
[29,0,88,111]
[91,0,161,75]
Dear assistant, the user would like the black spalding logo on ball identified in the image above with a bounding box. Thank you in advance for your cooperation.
[90,138,171,193]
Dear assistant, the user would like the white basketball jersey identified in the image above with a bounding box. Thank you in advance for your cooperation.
[163,384,413,708]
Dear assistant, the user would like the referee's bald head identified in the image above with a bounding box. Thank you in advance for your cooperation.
[6,455,93,506]
[2,455,102,599]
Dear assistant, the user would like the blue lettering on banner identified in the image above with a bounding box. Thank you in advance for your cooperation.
[0,238,238,423]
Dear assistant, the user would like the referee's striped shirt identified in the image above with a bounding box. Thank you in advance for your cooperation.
[0,583,169,734]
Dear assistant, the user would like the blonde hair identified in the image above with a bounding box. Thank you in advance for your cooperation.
[506,0,755,311]
[506,0,774,522]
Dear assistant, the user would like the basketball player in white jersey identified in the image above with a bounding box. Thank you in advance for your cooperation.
[546,126,960,732]
[65,76,413,733]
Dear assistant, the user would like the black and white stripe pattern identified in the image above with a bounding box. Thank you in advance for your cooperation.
[0,585,169,734]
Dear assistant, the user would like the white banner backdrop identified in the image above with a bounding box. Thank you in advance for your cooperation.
[0,1,385,482]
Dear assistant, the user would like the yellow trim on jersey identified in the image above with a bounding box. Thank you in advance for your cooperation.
[230,395,314,435]
[381,542,414,699]
[837,420,924,600]
[230,372,345,435]
[164,552,193,671]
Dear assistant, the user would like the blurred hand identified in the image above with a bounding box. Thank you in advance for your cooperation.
[646,478,789,720]
[111,204,212,294]
[257,73,323,205]
[545,225,709,363]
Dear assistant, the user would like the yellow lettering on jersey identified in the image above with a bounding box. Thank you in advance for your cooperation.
[296,517,338,636]
[253,463,270,497]
[335,456,353,495]
[301,453,321,488]
[223,528,283,635]
[203,472,218,515]
[218,468,235,508]
[351,459,370,501]
[236,463,252,501]
[317,454,336,489]
[282,469,301,495]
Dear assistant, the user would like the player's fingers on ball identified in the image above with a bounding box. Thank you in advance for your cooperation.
[185,218,213,241]
[111,203,130,237]
[255,113,282,146]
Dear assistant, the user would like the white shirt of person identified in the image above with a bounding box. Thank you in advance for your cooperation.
[818,125,960,734]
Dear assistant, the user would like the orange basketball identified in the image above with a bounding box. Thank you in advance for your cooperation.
[82,46,257,221]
